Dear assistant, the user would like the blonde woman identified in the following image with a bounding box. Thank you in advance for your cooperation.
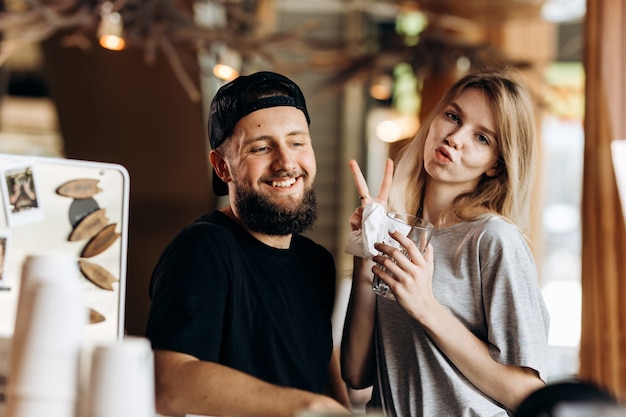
[341,69,550,416]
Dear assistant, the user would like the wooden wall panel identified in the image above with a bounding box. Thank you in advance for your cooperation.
[41,33,212,337]
[580,0,626,399]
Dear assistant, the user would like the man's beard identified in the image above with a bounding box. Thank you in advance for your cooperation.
[233,184,318,236]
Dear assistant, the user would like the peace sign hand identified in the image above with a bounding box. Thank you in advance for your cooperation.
[348,158,394,232]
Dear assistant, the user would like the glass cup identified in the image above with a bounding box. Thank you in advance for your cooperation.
[372,212,434,300]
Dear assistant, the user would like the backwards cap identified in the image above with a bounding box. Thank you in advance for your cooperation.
[208,71,310,196]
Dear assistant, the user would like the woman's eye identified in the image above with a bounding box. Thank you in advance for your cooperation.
[477,134,490,144]
[445,111,460,123]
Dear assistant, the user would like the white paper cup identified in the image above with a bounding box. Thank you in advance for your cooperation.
[15,280,86,354]
[8,352,81,400]
[85,336,155,417]
[9,281,87,399]
[12,255,83,357]
[7,280,86,412]
[5,396,76,417]
[7,255,86,417]
[0,335,11,417]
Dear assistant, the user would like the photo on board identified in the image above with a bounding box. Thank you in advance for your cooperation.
[1,163,45,226]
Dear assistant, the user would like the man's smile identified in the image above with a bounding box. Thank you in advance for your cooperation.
[271,177,297,188]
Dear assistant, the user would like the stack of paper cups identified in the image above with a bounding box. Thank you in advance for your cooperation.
[6,255,87,417]
[85,336,155,417]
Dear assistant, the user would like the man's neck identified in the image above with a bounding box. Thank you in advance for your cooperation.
[220,206,292,249]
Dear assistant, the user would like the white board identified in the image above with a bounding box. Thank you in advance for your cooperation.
[0,153,129,343]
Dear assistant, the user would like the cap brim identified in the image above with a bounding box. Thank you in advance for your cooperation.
[212,170,229,196]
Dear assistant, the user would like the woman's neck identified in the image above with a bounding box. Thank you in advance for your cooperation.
[422,182,461,228]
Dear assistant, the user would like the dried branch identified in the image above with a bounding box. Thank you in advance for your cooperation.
[0,0,308,101]
[0,0,552,103]
[158,34,201,102]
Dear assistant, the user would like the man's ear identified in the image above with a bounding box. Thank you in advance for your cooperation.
[209,150,231,182]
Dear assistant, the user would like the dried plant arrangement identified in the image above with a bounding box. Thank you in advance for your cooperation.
[0,0,554,104]
[0,0,318,101]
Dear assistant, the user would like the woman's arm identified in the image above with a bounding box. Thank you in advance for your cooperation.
[326,348,352,409]
[375,232,544,411]
[418,301,545,410]
[340,256,377,389]
[341,158,394,390]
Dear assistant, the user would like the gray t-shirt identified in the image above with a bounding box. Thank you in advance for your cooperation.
[371,215,550,417]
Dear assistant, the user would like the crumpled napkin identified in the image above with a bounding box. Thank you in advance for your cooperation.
[344,203,411,259]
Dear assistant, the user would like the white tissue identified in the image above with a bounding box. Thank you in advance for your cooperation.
[344,202,388,259]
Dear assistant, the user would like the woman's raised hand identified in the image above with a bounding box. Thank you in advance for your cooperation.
[347,158,394,231]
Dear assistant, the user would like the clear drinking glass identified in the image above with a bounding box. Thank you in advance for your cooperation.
[372,212,434,300]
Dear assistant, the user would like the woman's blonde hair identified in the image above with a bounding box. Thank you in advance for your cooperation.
[388,69,536,230]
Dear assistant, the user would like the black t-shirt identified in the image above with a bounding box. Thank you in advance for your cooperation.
[145,210,336,393]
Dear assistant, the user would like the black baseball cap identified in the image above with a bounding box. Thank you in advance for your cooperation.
[208,71,311,196]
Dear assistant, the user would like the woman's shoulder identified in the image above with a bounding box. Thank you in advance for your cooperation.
[471,215,534,254]
[480,214,520,232]
[469,214,524,237]
[437,213,518,234]
[437,214,526,244]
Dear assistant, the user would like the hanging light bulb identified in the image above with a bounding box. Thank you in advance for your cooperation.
[368,107,419,143]
[98,1,125,51]
[369,74,393,101]
[213,46,241,81]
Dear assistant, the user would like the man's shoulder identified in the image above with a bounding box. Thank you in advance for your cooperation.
[180,210,233,233]
[169,210,240,247]
[292,234,332,254]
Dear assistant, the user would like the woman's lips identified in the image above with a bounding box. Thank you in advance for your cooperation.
[435,146,453,163]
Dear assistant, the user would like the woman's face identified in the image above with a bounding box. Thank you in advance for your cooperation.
[423,87,500,194]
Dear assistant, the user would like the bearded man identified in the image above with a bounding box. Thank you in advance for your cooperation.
[145,72,350,417]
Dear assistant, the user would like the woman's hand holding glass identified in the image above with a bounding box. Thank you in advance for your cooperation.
[371,212,433,300]
[348,158,435,311]
[372,229,436,319]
